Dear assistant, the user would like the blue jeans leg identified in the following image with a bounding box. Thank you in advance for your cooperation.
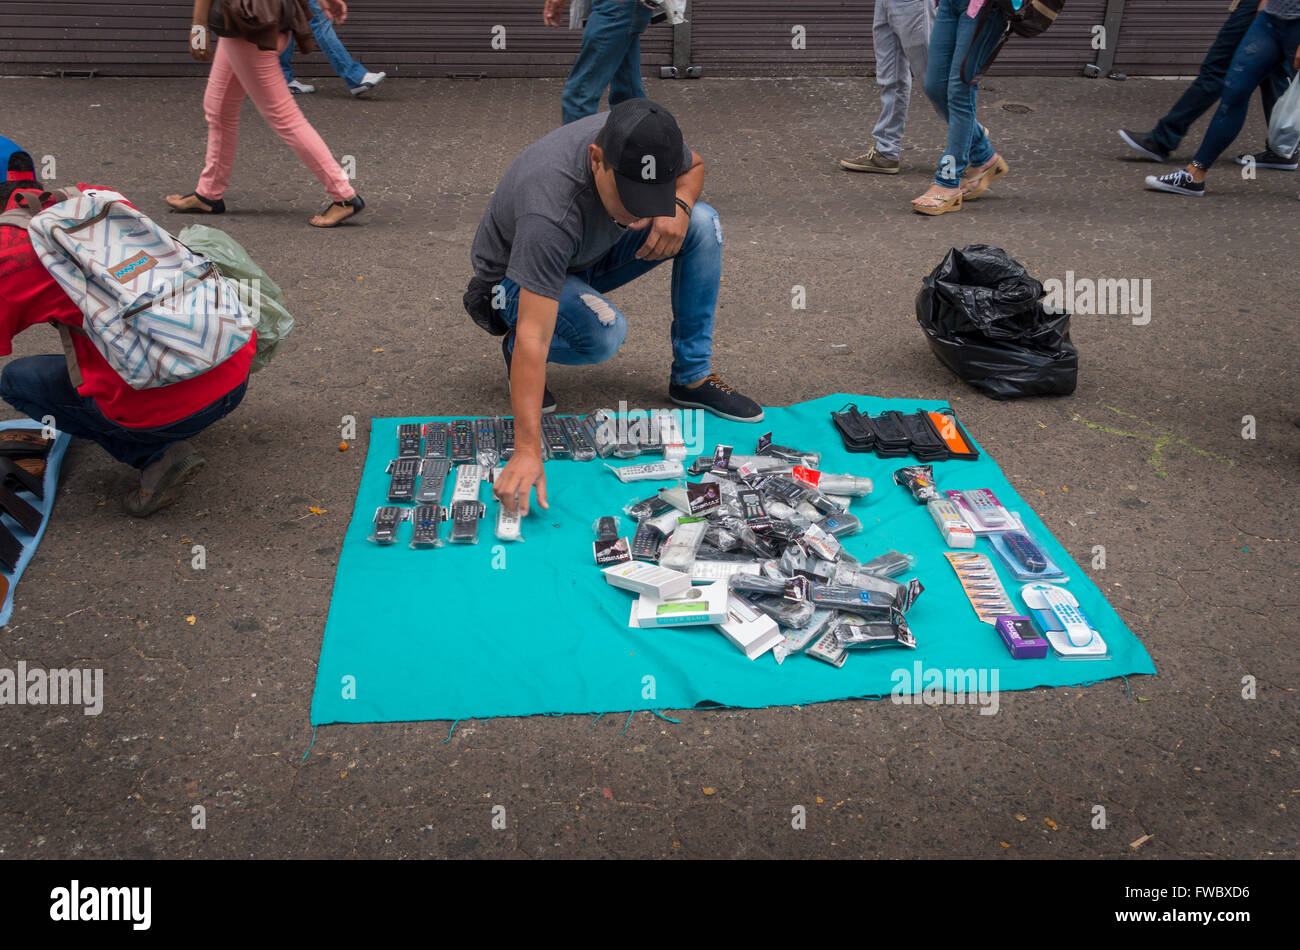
[1194,13,1300,168]
[496,203,724,385]
[561,0,649,125]
[924,0,1004,187]
[0,355,248,469]
[279,35,297,82]
[305,0,368,88]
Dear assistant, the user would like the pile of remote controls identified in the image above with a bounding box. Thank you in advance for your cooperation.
[596,431,924,667]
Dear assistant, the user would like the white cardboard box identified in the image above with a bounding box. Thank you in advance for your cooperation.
[715,594,784,660]
[628,581,729,628]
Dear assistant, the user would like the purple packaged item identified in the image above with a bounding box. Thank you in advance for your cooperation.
[994,615,1048,659]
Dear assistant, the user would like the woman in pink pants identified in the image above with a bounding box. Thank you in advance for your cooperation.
[166,0,364,228]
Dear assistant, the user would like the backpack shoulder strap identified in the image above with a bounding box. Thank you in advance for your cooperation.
[0,185,86,230]
[960,5,1013,85]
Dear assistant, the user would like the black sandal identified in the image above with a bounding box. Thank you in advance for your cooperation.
[310,194,365,228]
[168,191,225,214]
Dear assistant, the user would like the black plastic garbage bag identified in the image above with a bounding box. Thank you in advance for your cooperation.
[915,244,1078,399]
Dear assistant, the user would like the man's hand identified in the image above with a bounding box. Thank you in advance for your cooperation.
[633,204,690,261]
[319,0,348,24]
[543,0,569,27]
[494,451,548,516]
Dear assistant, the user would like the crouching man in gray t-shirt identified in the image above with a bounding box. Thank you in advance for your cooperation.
[466,98,763,516]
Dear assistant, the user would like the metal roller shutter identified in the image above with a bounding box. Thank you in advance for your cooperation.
[0,0,672,78]
[1112,0,1238,75]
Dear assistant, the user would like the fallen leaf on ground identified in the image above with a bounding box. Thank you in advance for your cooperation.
[1015,814,1027,822]
[185,616,196,626]
[702,787,715,796]
[1044,818,1058,831]
[309,507,327,515]
[1130,834,1153,850]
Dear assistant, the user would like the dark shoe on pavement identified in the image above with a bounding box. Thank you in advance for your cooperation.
[669,373,764,423]
[503,331,556,414]
[123,441,205,517]
[839,147,900,174]
[1118,128,1170,162]
[1145,169,1205,197]
[1234,146,1299,170]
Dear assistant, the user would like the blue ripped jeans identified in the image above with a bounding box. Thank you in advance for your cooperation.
[1194,12,1300,169]
[924,0,1006,187]
[497,202,722,387]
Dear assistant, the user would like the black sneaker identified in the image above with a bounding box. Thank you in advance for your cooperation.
[122,441,205,517]
[1118,128,1170,162]
[1145,168,1205,197]
[1234,146,1298,170]
[502,331,556,414]
[668,373,764,423]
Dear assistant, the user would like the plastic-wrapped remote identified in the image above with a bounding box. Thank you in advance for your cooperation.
[561,416,596,461]
[448,500,484,543]
[386,458,419,502]
[422,422,449,459]
[960,489,1007,527]
[416,459,451,504]
[928,498,975,548]
[410,505,444,547]
[495,502,522,541]
[449,420,475,463]
[587,411,619,458]
[631,521,666,561]
[495,417,515,460]
[371,506,407,545]
[806,629,848,667]
[690,559,762,581]
[452,464,483,503]
[538,414,570,458]
[628,494,673,522]
[397,424,422,458]
[608,460,685,483]
[1037,584,1092,644]
[473,419,498,467]
[1004,531,1046,572]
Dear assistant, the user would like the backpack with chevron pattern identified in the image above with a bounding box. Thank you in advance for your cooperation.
[24,187,253,390]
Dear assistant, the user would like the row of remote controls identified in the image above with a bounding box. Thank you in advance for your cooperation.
[396,417,602,465]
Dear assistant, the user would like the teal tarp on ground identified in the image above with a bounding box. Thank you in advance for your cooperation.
[310,394,1155,725]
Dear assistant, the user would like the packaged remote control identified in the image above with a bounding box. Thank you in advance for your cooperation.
[756,432,819,467]
[631,521,666,561]
[410,504,445,549]
[806,628,848,667]
[495,417,516,460]
[541,414,571,459]
[928,498,975,548]
[1020,583,1108,657]
[988,528,1066,582]
[449,420,475,463]
[369,506,408,545]
[654,410,687,462]
[397,423,422,458]
[452,464,484,503]
[659,518,707,572]
[814,511,861,538]
[416,458,452,504]
[560,416,596,461]
[386,458,419,502]
[807,584,896,619]
[493,500,524,542]
[947,488,1011,531]
[474,418,499,467]
[690,559,762,582]
[737,488,770,526]
[448,500,485,544]
[586,411,619,458]
[607,460,685,483]
[626,493,674,522]
[860,550,916,577]
[772,609,836,664]
[831,613,916,650]
[423,422,449,459]
[742,592,815,629]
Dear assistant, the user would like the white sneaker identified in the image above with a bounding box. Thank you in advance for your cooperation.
[350,71,386,98]
[287,79,316,94]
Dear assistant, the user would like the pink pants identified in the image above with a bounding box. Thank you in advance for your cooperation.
[197,33,355,203]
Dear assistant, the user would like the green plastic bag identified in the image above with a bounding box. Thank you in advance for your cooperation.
[178,224,293,372]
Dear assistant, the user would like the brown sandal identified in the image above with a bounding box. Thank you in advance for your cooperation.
[911,190,963,216]
[961,155,1009,201]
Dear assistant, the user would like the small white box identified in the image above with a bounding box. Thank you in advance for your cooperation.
[715,594,783,660]
[602,561,692,599]
[628,581,729,628]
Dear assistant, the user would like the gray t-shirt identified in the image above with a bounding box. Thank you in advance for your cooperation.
[1266,0,1300,18]
[470,112,693,300]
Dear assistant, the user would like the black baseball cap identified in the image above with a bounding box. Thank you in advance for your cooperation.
[599,99,685,219]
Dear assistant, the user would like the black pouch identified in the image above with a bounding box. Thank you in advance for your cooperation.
[463,276,511,337]
[871,412,912,458]
[830,404,875,453]
[902,412,950,461]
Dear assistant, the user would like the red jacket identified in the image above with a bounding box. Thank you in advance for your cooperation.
[0,185,255,428]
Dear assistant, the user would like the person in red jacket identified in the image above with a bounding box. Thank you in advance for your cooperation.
[0,150,254,516]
